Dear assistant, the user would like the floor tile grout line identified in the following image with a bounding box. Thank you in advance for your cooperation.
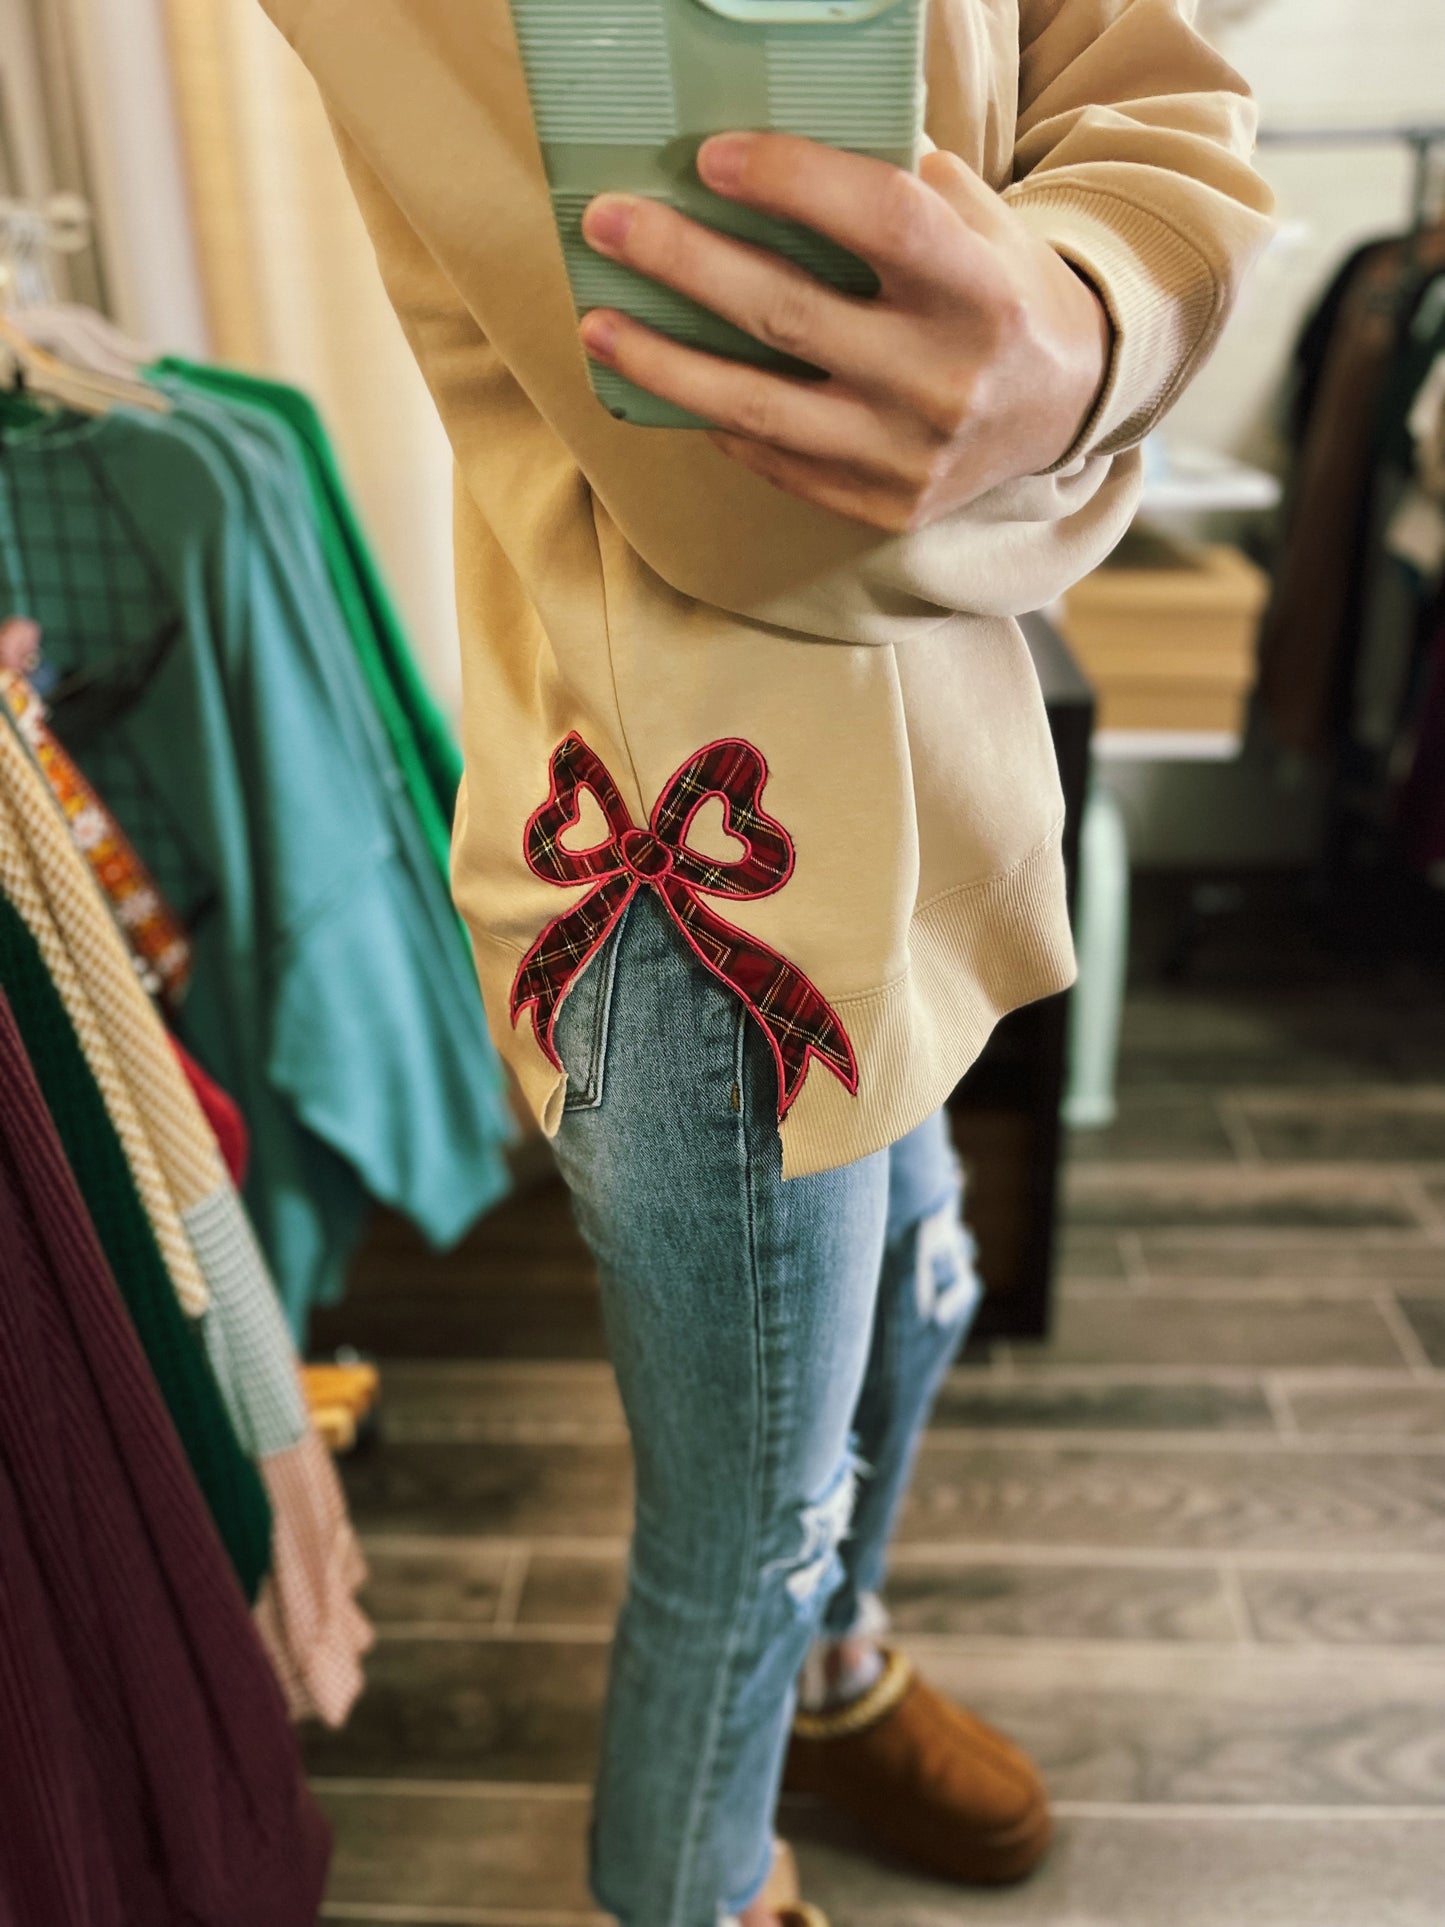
[1396,1170,1445,1233]
[1045,1279,1445,1302]
[957,1364,1445,1386]
[1261,1376,1301,1438]
[1372,1290,1439,1381]
[311,1777,595,1799]
[1118,1230,1150,1285]
[1048,1801,1445,1821]
[1217,1559,1256,1645]
[1213,1086,1445,1112]
[355,1626,1445,1665]
[357,1533,1445,1573]
[361,1532,630,1559]
[492,1546,531,1631]
[1214,1093,1262,1167]
[917,1428,1445,1453]
[1066,1156,1445,1185]
[322,1907,607,1927]
[369,1424,1445,1453]
[310,1779,1445,1823]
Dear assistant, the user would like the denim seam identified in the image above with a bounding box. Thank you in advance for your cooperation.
[668,1002,768,1927]
[562,910,625,1112]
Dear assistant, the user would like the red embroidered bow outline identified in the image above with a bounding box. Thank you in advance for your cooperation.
[510,734,859,1117]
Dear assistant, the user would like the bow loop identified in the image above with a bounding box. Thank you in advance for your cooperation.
[523,733,635,885]
[652,739,795,901]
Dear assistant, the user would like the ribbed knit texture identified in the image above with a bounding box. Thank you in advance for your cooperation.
[0,991,330,1925]
[0,704,209,1316]
[253,1429,375,1728]
[0,895,273,1601]
[1006,187,1225,462]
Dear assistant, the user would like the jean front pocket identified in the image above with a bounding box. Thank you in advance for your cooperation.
[554,914,625,1113]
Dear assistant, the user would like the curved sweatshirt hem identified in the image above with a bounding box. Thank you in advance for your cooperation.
[470,822,1075,1181]
[777,822,1076,1178]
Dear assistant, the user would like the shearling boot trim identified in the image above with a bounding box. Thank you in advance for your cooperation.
[791,1648,914,1742]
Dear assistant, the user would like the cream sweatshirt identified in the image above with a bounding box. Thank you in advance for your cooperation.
[261,0,1273,1175]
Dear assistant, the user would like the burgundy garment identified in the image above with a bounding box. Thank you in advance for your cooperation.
[0,992,330,1927]
[172,1034,251,1187]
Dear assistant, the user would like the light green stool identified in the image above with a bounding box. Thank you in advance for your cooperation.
[1064,774,1131,1129]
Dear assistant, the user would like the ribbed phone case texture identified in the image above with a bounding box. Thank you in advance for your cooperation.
[510,0,925,423]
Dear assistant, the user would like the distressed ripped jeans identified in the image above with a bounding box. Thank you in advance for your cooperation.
[552,896,981,1927]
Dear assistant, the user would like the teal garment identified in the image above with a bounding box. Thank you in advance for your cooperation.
[152,357,461,881]
[0,404,513,1337]
[148,382,482,1051]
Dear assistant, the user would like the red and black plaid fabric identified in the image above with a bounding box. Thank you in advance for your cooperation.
[510,733,858,1117]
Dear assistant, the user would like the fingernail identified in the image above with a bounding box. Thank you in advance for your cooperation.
[583,196,634,253]
[698,135,749,193]
[580,312,619,362]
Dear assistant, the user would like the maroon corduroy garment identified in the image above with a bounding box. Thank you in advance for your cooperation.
[0,990,330,1927]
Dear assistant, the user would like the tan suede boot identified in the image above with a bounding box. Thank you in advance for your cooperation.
[784,1649,1052,1885]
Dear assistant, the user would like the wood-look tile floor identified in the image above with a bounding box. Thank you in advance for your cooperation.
[310,889,1445,1925]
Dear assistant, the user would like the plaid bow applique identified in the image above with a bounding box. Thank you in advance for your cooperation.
[510,733,858,1118]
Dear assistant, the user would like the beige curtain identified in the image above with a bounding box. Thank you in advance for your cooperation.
[159,0,462,717]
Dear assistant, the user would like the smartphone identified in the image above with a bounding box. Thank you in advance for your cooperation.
[510,0,929,427]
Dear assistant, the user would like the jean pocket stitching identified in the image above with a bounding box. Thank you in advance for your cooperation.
[561,923,623,1112]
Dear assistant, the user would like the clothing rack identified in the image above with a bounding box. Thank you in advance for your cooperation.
[1258,125,1445,238]
[0,193,91,309]
[1257,126,1445,927]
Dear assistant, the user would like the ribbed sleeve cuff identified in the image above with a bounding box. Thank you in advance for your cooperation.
[1005,184,1223,465]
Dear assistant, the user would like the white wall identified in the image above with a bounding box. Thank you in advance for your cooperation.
[52,0,210,355]
[1173,0,1445,465]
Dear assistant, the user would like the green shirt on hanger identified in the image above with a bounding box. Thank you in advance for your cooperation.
[0,404,513,1337]
[152,358,462,882]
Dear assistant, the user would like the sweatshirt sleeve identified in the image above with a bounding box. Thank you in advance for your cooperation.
[1002,0,1275,461]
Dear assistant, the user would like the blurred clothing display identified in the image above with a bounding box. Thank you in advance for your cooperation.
[1257,226,1445,756]
[1258,225,1445,884]
[0,677,372,1715]
[0,990,331,1927]
[0,379,514,1334]
[154,358,464,879]
[2,664,193,1010]
[173,1034,252,1187]
[0,279,500,1819]
[0,891,274,1602]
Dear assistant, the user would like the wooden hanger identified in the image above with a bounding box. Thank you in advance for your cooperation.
[0,305,170,417]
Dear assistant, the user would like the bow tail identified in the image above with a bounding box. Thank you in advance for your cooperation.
[660,883,859,1118]
[510,872,639,1068]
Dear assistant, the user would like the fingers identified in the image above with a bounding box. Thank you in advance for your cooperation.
[696,132,988,288]
[707,433,919,533]
[581,193,887,382]
[580,308,905,471]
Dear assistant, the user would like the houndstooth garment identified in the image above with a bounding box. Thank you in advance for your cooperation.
[0,776,211,1317]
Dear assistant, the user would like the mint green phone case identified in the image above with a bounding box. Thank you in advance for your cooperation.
[510,0,929,427]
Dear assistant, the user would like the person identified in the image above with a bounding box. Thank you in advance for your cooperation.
[262,3,1273,1922]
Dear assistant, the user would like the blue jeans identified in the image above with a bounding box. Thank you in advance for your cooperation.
[552,896,981,1927]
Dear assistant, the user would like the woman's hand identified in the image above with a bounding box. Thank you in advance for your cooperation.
[578,133,1112,534]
